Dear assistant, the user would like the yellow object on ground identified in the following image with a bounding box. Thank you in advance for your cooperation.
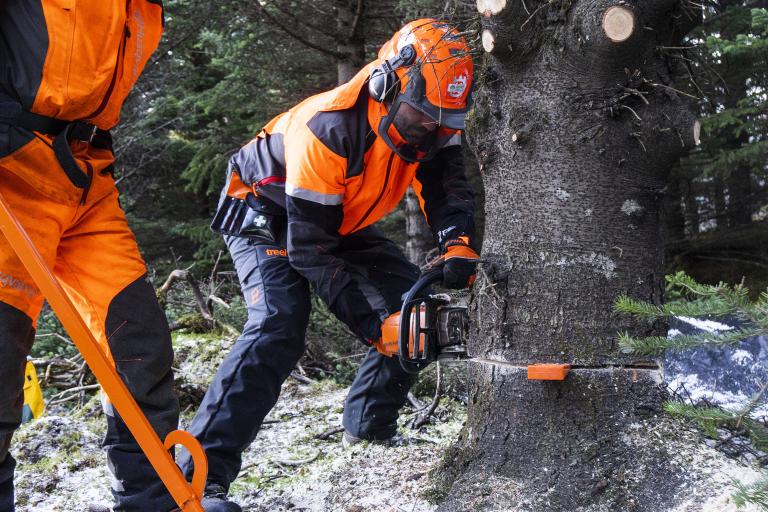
[21,360,44,423]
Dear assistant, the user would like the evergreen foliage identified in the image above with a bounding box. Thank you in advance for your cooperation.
[665,3,767,290]
[616,271,768,355]
[734,478,768,510]
[616,272,768,509]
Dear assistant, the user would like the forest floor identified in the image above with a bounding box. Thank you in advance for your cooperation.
[11,332,766,512]
[13,333,465,512]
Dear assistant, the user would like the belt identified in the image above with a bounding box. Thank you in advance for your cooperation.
[0,98,113,202]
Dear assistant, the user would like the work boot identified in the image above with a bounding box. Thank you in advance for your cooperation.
[201,482,242,512]
[341,430,402,449]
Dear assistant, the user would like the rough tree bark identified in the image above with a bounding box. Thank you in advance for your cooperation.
[435,1,713,510]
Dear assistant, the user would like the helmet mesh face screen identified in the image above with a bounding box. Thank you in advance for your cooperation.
[379,98,458,163]
[392,101,440,148]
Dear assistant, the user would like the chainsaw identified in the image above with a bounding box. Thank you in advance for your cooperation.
[397,268,470,374]
[394,267,572,381]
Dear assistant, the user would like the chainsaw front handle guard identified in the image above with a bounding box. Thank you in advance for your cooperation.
[0,191,207,512]
[399,269,443,374]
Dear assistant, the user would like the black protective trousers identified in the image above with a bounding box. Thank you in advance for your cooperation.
[0,277,179,512]
[179,226,421,488]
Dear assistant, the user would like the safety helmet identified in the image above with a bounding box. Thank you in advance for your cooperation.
[368,19,474,163]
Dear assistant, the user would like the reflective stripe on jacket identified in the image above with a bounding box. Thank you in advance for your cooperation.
[0,0,164,130]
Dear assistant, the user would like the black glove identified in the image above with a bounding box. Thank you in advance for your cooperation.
[441,236,479,289]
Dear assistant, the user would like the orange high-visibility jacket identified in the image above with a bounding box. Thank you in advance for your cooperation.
[222,63,476,341]
[0,0,164,199]
[0,0,163,130]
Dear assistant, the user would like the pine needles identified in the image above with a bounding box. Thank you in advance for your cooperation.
[615,272,768,510]
[615,271,768,356]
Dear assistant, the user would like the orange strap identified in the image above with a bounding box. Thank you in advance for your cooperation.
[0,191,207,512]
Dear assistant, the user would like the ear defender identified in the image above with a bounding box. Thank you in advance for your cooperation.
[368,45,417,103]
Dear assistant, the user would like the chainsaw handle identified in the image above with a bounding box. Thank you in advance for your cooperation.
[398,269,443,374]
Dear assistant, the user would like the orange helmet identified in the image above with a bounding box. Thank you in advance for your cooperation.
[368,19,474,162]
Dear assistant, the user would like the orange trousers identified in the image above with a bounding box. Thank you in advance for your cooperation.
[0,134,179,512]
[0,135,146,337]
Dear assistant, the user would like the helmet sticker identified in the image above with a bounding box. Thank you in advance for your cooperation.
[447,75,468,99]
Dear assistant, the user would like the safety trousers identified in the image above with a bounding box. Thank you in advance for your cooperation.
[179,225,421,488]
[0,136,179,512]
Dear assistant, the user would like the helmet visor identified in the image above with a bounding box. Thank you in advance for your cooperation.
[379,95,459,163]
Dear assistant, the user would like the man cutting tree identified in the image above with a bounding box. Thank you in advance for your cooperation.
[181,19,479,511]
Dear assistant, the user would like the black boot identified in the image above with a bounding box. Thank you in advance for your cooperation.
[201,482,242,512]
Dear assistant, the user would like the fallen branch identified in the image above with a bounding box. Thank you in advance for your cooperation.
[411,363,443,430]
[407,392,426,411]
[314,426,345,440]
[158,269,214,326]
[272,450,321,467]
[290,371,315,385]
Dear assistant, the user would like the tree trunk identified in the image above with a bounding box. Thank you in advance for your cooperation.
[405,188,434,266]
[436,1,710,510]
[682,175,700,236]
[663,170,686,251]
[721,32,754,229]
[336,0,366,84]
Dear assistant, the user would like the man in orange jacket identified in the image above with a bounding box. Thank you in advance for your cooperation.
[0,2,183,511]
[179,19,479,510]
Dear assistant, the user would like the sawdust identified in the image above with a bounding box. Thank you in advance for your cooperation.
[13,371,465,511]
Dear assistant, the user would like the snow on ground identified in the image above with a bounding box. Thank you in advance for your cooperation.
[13,376,464,512]
[228,380,464,512]
[12,321,767,511]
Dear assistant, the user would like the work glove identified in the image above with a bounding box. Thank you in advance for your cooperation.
[372,310,426,357]
[441,236,479,289]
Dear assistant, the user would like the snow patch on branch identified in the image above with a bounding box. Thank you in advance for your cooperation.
[676,316,734,333]
[731,349,753,366]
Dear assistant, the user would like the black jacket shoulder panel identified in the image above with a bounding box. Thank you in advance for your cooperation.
[0,0,48,110]
[306,88,372,179]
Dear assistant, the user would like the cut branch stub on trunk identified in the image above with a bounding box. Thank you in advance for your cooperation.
[482,30,495,53]
[693,119,701,146]
[601,5,636,43]
[476,0,507,17]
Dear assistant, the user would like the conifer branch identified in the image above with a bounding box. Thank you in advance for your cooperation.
[733,477,768,510]
[618,327,766,355]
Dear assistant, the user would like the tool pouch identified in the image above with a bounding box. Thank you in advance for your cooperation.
[211,167,285,243]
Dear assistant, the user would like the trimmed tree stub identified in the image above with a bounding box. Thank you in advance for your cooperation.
[693,119,701,146]
[482,30,495,53]
[476,0,507,17]
[602,5,635,43]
